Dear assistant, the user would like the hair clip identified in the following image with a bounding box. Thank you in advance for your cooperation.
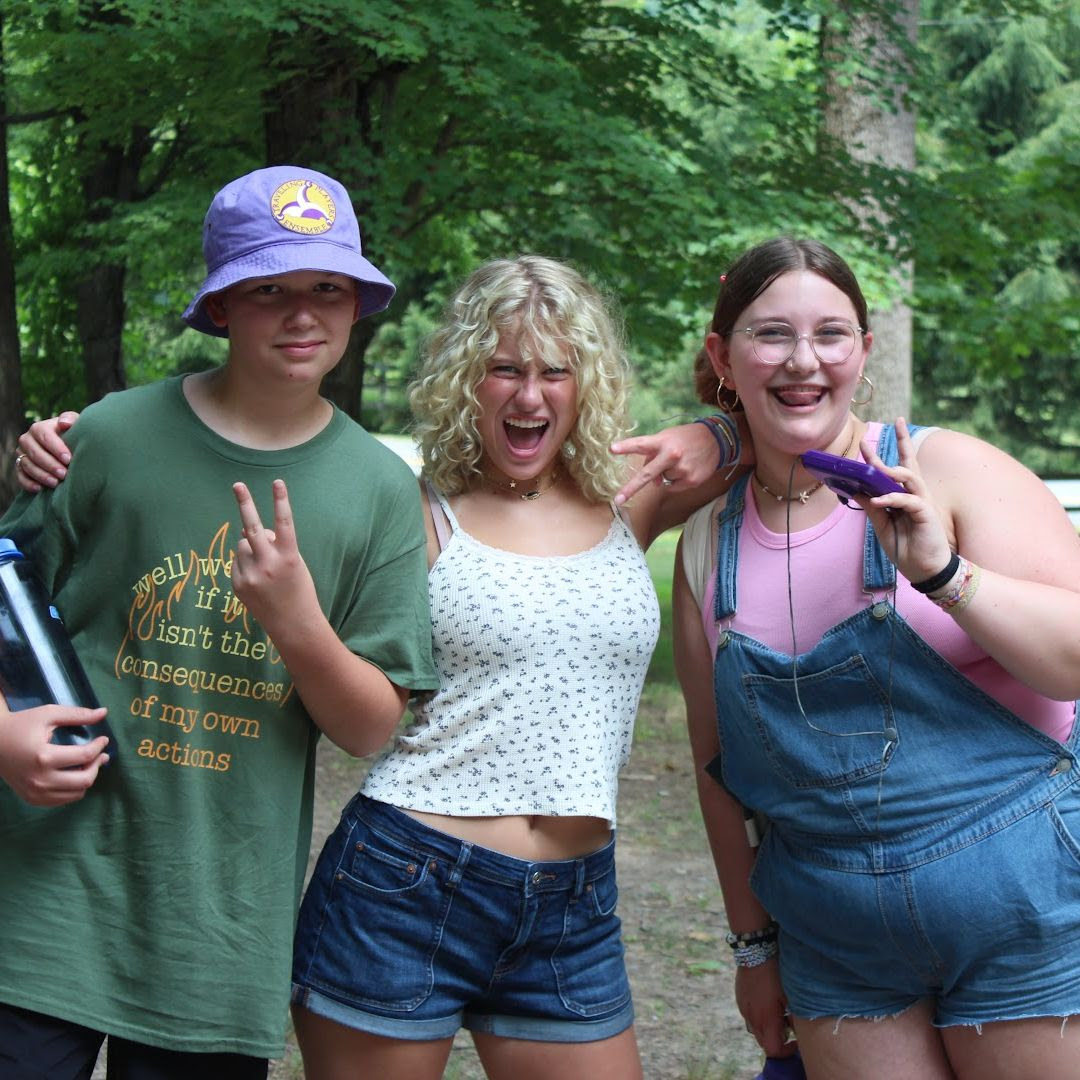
[719,274,727,283]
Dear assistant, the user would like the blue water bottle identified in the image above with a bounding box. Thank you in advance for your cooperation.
[0,538,115,755]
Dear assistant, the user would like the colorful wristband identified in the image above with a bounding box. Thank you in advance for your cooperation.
[694,414,741,470]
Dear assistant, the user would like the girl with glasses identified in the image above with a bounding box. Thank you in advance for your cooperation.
[629,235,1080,1080]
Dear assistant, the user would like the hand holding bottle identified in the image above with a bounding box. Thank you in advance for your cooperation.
[0,699,110,805]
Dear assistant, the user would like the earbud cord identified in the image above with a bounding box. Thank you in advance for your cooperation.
[782,458,900,839]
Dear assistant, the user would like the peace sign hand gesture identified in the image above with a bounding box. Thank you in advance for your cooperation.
[230,479,321,637]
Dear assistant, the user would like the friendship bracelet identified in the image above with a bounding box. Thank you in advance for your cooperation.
[694,413,741,470]
[731,938,779,969]
[930,557,982,614]
[725,921,778,948]
[910,552,960,594]
[710,413,740,463]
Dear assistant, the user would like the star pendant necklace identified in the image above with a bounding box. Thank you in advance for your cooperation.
[485,464,560,501]
[753,429,857,505]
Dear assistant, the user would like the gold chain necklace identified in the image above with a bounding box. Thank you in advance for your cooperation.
[753,429,856,505]
[484,465,560,501]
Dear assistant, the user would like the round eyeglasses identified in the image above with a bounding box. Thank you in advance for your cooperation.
[736,321,864,365]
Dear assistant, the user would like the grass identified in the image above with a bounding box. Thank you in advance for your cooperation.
[644,527,681,686]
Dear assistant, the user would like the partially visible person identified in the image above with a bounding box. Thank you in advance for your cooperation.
[668,236,1080,1078]
[0,165,437,1078]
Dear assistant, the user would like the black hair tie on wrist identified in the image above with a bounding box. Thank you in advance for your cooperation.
[911,552,960,594]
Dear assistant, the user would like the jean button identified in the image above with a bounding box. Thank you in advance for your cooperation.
[531,871,543,885]
[1050,757,1073,776]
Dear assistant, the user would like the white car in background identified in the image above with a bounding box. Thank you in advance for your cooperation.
[375,434,422,476]
[1045,478,1080,528]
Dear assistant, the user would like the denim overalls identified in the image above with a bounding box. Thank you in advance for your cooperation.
[708,426,1080,1023]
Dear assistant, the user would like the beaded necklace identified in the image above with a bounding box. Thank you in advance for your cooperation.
[753,429,856,505]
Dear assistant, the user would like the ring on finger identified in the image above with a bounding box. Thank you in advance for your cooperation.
[660,473,674,487]
[14,453,25,471]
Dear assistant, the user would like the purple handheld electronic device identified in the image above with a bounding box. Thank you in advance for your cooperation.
[800,449,904,503]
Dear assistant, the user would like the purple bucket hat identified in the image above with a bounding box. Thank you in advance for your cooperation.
[182,165,396,337]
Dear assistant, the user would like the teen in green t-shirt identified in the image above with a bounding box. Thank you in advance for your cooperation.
[0,166,438,1077]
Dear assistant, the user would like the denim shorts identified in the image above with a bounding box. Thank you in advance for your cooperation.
[752,789,1080,1026]
[291,795,634,1042]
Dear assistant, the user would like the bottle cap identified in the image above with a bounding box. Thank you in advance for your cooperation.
[0,538,25,559]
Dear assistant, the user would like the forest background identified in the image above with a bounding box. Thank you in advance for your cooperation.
[4,4,1078,1076]
[1,0,1078,516]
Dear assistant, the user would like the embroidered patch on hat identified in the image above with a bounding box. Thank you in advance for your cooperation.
[270,179,336,236]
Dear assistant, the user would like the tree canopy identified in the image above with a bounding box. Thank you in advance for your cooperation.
[1,0,1076,512]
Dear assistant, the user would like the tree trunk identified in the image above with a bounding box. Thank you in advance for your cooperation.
[74,262,127,402]
[263,32,409,420]
[321,319,376,420]
[823,1,918,422]
[72,140,150,402]
[0,13,24,513]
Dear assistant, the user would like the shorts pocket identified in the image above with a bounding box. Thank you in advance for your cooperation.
[298,817,452,1012]
[553,865,631,1017]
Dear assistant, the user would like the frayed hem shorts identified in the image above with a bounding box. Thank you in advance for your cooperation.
[291,795,634,1043]
[754,795,1080,1026]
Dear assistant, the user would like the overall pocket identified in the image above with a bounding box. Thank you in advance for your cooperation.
[743,653,897,789]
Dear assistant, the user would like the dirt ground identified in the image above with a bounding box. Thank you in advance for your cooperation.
[269,683,764,1080]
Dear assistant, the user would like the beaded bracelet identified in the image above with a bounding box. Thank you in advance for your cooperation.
[725,921,778,948]
[693,413,741,470]
[929,557,981,614]
[731,938,779,968]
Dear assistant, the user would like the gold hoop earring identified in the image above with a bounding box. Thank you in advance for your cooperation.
[717,377,740,413]
[852,373,873,407]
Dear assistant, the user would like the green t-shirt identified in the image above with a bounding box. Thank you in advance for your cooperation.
[0,376,437,1056]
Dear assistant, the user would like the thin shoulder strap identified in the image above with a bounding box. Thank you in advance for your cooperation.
[861,422,933,591]
[424,480,456,553]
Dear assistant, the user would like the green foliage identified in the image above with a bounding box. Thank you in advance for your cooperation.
[2,0,1077,479]
[645,528,680,686]
[4,0,900,425]
[912,0,1080,473]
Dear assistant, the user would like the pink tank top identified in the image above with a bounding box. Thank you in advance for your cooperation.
[702,425,1074,743]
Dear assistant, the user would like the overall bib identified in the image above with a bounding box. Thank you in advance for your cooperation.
[709,426,1080,1023]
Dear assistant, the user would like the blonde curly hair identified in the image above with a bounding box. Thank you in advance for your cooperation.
[408,255,632,502]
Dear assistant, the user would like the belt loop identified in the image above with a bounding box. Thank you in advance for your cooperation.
[573,857,586,899]
[447,842,472,889]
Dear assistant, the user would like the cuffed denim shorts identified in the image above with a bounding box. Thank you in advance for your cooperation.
[291,795,634,1042]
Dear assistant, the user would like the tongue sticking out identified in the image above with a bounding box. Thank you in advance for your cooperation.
[505,419,547,451]
[774,388,823,407]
